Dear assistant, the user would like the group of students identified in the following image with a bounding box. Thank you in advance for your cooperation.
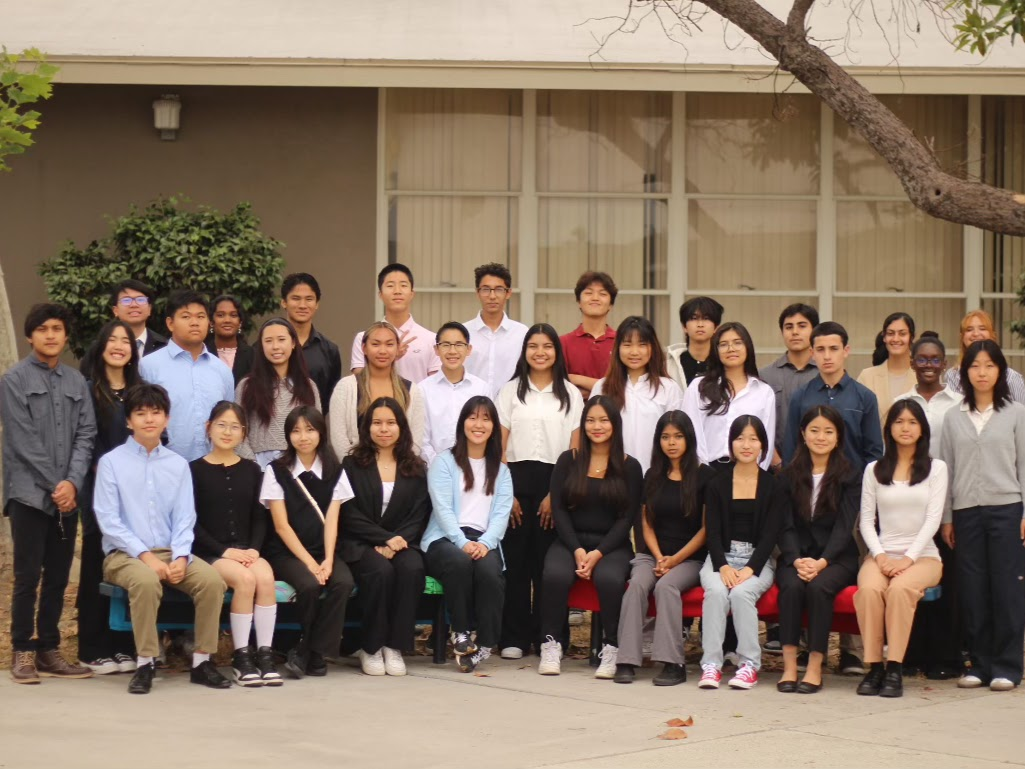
[5,261,1024,701]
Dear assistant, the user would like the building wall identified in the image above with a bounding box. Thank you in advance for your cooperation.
[0,84,377,366]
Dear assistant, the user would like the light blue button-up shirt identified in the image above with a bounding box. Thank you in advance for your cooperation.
[94,437,197,561]
[139,339,235,461]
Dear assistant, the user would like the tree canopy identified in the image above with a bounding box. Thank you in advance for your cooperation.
[0,48,57,173]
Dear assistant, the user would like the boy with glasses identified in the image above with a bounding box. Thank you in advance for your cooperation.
[79,280,167,373]
[464,263,527,398]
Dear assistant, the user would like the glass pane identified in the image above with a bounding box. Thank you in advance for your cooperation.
[686,93,820,195]
[388,196,518,289]
[537,91,671,193]
[385,89,522,192]
[535,294,670,347]
[980,298,1025,374]
[538,198,667,291]
[688,200,817,291]
[683,294,819,362]
[832,298,965,363]
[836,201,963,293]
[834,96,967,196]
[983,97,1025,294]
[414,293,522,340]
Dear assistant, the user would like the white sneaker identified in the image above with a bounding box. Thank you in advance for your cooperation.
[568,610,585,627]
[538,636,562,676]
[501,646,524,660]
[357,649,386,676]
[991,677,1015,691]
[958,673,984,689]
[84,657,120,675]
[382,647,406,677]
[113,653,137,673]
[595,644,618,679]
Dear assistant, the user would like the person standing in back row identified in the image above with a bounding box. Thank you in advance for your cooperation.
[464,263,528,398]
[78,279,167,373]
[561,271,619,400]
[280,273,343,413]
[667,297,724,390]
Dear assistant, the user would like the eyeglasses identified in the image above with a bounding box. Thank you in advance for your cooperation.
[212,422,242,433]
[717,340,745,351]
[436,342,469,351]
[477,287,509,297]
[914,357,945,367]
[118,296,150,307]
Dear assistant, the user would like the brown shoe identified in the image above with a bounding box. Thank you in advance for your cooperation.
[11,651,41,684]
[36,649,93,679]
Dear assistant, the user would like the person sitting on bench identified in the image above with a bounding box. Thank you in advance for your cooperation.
[94,384,230,694]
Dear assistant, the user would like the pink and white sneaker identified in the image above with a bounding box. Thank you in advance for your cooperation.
[698,664,722,689]
[728,662,759,689]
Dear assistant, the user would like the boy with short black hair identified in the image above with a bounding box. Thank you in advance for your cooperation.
[464,263,528,398]
[560,271,618,399]
[4,303,97,684]
[280,273,342,411]
[95,383,230,694]
[666,296,724,389]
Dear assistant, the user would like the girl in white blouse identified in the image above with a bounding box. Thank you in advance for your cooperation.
[591,316,684,474]
[855,399,946,698]
[496,323,584,659]
[682,322,776,471]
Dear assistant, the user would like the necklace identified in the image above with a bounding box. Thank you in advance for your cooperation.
[588,464,607,477]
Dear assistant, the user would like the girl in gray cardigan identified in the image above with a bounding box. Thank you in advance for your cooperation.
[939,340,1025,692]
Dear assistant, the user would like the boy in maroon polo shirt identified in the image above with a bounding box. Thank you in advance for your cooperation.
[560,272,618,399]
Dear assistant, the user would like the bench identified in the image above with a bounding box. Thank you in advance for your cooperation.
[567,580,942,666]
[101,577,450,664]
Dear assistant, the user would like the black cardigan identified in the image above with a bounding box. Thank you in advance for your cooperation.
[337,456,432,563]
[778,471,861,571]
[205,336,254,385]
[705,466,784,574]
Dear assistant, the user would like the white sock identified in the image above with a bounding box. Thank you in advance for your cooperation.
[230,612,254,650]
[253,604,277,649]
[137,656,154,668]
[192,652,210,668]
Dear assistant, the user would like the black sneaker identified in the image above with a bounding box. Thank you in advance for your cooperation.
[459,646,491,673]
[232,647,263,687]
[452,631,477,657]
[285,646,308,679]
[190,660,232,689]
[256,646,283,686]
[306,652,327,677]
[839,651,866,676]
[613,664,636,684]
[127,662,155,694]
[652,662,687,686]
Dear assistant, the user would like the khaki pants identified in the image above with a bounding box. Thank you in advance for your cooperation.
[854,556,943,664]
[103,549,226,658]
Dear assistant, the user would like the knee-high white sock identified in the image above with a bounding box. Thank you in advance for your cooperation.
[230,612,254,651]
[253,604,277,649]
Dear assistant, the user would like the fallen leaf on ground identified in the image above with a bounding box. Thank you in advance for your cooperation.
[518,665,532,670]
[732,713,743,718]
[666,717,694,727]
[657,728,688,740]
[473,671,491,677]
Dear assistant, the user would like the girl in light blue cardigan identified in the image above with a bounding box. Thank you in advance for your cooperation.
[423,396,513,673]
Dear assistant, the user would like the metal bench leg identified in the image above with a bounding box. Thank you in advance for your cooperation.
[589,611,603,667]
[432,597,448,665]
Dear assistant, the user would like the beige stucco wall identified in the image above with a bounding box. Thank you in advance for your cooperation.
[0,84,378,368]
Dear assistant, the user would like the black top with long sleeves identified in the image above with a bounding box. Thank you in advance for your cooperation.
[551,449,642,555]
[778,470,860,571]
[189,457,267,560]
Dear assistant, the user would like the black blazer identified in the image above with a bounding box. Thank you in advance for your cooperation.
[337,456,432,563]
[705,466,784,575]
[205,336,254,385]
[143,330,168,356]
[778,470,860,571]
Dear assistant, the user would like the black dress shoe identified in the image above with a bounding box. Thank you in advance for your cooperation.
[285,646,308,679]
[613,664,636,684]
[306,652,327,677]
[128,663,155,694]
[776,679,798,693]
[797,680,822,694]
[653,663,687,687]
[879,669,903,698]
[190,660,232,689]
[857,665,886,696]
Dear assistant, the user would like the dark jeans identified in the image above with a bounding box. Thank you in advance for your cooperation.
[777,561,856,653]
[10,501,77,652]
[426,533,505,648]
[350,547,425,654]
[500,461,556,651]
[267,553,354,657]
[540,541,632,647]
[954,503,1025,683]
[77,529,135,661]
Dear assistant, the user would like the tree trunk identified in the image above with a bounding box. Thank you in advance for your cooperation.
[0,262,20,568]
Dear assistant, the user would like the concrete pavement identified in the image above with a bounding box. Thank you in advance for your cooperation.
[1,655,1019,768]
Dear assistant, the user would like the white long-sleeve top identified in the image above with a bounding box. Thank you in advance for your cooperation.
[859,459,947,562]
[590,374,684,474]
[328,375,426,460]
[682,375,776,470]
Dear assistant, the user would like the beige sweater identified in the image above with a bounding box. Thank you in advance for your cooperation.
[328,375,425,459]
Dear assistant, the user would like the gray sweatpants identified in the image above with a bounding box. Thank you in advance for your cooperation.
[618,554,702,667]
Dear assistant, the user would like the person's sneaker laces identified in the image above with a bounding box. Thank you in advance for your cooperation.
[538,636,562,676]
[358,649,387,676]
[594,644,618,679]
[728,662,759,689]
[463,647,491,673]
[698,664,722,689]
[451,631,477,657]
[84,657,120,675]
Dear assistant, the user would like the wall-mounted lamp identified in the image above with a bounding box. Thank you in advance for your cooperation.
[152,94,181,141]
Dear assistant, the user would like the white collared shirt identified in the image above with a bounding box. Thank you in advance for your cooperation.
[682,375,777,470]
[590,374,685,473]
[497,377,584,464]
[422,369,491,465]
[464,312,529,398]
[259,457,355,505]
[349,315,441,384]
[896,386,963,456]
[961,400,996,436]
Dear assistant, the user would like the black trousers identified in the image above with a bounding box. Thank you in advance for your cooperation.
[500,461,557,651]
[903,537,961,669]
[267,553,354,657]
[777,561,856,654]
[954,503,1025,683]
[10,501,77,653]
[540,541,631,647]
[426,535,505,648]
[77,529,135,661]
[349,547,425,654]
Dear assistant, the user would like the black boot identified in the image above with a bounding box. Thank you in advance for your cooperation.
[653,662,687,686]
[613,664,636,684]
[879,662,903,698]
[857,662,885,696]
